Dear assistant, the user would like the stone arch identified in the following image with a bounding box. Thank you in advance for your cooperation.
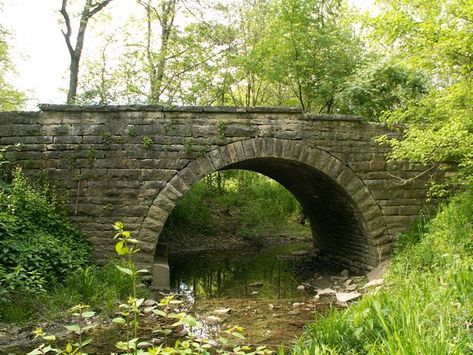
[138,138,390,272]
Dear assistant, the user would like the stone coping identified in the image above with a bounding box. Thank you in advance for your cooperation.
[34,104,363,122]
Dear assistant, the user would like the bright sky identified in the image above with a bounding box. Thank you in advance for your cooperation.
[1,0,376,109]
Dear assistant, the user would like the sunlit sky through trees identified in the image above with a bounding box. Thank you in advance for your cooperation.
[1,0,376,109]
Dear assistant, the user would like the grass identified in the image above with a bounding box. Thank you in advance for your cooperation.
[292,189,473,354]
[0,259,151,324]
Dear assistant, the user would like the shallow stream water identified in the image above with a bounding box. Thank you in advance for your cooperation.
[167,242,320,347]
[3,242,325,353]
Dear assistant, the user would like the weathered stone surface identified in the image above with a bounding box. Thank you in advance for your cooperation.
[336,292,362,303]
[0,105,438,280]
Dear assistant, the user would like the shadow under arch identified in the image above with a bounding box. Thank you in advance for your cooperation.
[139,138,390,281]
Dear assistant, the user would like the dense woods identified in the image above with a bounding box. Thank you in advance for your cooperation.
[0,0,472,353]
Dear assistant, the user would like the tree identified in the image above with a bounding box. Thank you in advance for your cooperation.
[255,0,363,112]
[0,25,25,111]
[372,0,473,189]
[336,60,429,120]
[60,0,113,104]
[212,0,281,107]
[76,0,239,105]
[136,0,178,104]
[73,0,364,111]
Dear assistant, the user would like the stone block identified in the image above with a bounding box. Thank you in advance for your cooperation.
[151,262,170,290]
[225,123,256,137]
[241,139,256,159]
[233,140,247,161]
[281,140,295,159]
[227,143,240,163]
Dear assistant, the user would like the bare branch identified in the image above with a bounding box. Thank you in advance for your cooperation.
[387,165,438,185]
[60,0,113,103]
[60,0,74,56]
[88,0,113,18]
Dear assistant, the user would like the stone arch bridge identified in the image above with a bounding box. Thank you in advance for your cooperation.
[1,105,434,286]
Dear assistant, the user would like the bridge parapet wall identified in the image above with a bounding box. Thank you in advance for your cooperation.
[0,106,433,269]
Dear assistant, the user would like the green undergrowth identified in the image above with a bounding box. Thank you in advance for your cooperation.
[0,167,149,324]
[161,170,310,243]
[0,258,150,324]
[0,169,90,295]
[293,189,473,354]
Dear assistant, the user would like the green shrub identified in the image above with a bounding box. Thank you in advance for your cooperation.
[165,181,212,233]
[0,169,90,298]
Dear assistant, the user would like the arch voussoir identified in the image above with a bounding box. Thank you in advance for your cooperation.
[140,137,390,272]
[241,139,257,159]
[233,140,247,161]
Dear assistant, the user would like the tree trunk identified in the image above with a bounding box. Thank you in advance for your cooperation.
[67,54,80,104]
[60,0,113,104]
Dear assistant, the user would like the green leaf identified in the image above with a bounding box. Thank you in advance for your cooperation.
[135,298,145,308]
[113,221,124,231]
[112,317,126,324]
[115,265,133,275]
[82,337,93,346]
[82,311,95,318]
[231,332,245,340]
[115,241,129,255]
[65,342,73,353]
[153,309,167,317]
[65,324,81,333]
[115,341,129,350]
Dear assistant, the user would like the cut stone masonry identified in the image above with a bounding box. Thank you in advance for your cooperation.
[0,105,437,285]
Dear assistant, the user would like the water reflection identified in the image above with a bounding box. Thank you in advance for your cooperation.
[169,243,311,299]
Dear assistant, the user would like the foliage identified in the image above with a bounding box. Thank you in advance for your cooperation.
[336,60,429,120]
[75,0,366,113]
[0,259,142,324]
[60,260,138,314]
[371,0,473,189]
[28,222,274,354]
[29,305,96,355]
[0,169,90,301]
[254,0,363,112]
[0,23,25,110]
[162,170,309,241]
[292,189,473,354]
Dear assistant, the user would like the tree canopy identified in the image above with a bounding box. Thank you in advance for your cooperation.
[372,0,473,189]
[1,0,471,189]
[0,25,25,111]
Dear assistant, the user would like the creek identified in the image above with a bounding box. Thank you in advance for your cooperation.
[167,241,321,348]
[3,241,337,354]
